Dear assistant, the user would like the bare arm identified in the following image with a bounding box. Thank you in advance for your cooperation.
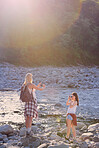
[66,96,71,106]
[28,83,45,91]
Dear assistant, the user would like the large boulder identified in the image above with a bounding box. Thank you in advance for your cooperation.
[38,143,49,148]
[88,123,99,132]
[76,122,86,130]
[80,141,88,148]
[48,142,70,148]
[21,136,41,147]
[80,132,94,141]
[0,125,13,135]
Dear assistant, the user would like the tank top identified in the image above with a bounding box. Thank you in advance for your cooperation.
[67,101,77,114]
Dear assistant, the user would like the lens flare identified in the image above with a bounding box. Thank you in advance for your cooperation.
[0,0,82,48]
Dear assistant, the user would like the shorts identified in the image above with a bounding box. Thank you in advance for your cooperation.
[66,114,73,120]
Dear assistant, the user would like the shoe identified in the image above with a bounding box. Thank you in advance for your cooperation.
[26,131,34,137]
[65,137,69,141]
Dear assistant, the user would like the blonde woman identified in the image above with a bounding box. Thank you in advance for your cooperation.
[22,73,45,136]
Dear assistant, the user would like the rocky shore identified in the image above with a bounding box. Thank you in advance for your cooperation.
[0,122,99,148]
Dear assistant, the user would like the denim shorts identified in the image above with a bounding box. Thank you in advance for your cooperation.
[66,114,73,120]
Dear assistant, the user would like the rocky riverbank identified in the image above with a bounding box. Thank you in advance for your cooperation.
[0,122,99,148]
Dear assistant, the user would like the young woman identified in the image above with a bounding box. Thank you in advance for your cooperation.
[22,73,45,136]
[65,92,79,141]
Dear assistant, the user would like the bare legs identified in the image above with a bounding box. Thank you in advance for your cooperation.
[66,119,76,139]
[71,122,76,139]
[66,118,71,138]
[26,116,33,128]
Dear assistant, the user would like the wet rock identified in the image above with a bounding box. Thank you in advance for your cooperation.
[76,122,86,129]
[21,136,41,147]
[38,143,49,148]
[0,125,13,135]
[80,132,94,141]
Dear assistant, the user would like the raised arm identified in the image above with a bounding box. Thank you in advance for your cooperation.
[66,96,71,106]
[28,83,45,91]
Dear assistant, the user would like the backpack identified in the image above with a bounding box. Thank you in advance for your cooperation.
[20,84,34,102]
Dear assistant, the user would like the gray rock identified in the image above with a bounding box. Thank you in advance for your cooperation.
[48,133,61,141]
[2,135,7,139]
[92,136,99,142]
[80,132,94,141]
[0,125,13,135]
[88,123,99,132]
[48,143,70,148]
[0,145,6,148]
[80,141,88,148]
[17,142,23,147]
[3,137,8,143]
[7,139,19,145]
[32,137,41,148]
[80,125,87,131]
[7,146,20,148]
[0,134,3,141]
[38,143,49,148]
[94,142,99,148]
[21,136,41,147]
[54,103,63,108]
[19,127,26,137]
[76,122,86,130]
[8,136,19,140]
[31,125,38,134]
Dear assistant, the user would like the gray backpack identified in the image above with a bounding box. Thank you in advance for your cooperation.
[20,85,34,102]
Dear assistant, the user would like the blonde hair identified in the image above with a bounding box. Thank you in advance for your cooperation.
[24,73,33,85]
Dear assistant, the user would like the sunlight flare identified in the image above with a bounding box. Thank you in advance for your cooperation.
[0,0,82,48]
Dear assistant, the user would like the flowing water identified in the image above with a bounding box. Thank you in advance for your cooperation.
[0,63,99,128]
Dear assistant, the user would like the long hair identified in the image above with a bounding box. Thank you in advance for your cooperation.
[24,73,33,85]
[72,92,79,106]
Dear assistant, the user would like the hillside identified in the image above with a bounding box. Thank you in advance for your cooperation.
[0,0,99,66]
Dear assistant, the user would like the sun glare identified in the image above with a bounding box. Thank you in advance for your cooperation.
[0,0,82,48]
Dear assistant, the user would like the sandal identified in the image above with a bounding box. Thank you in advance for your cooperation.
[65,137,69,141]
